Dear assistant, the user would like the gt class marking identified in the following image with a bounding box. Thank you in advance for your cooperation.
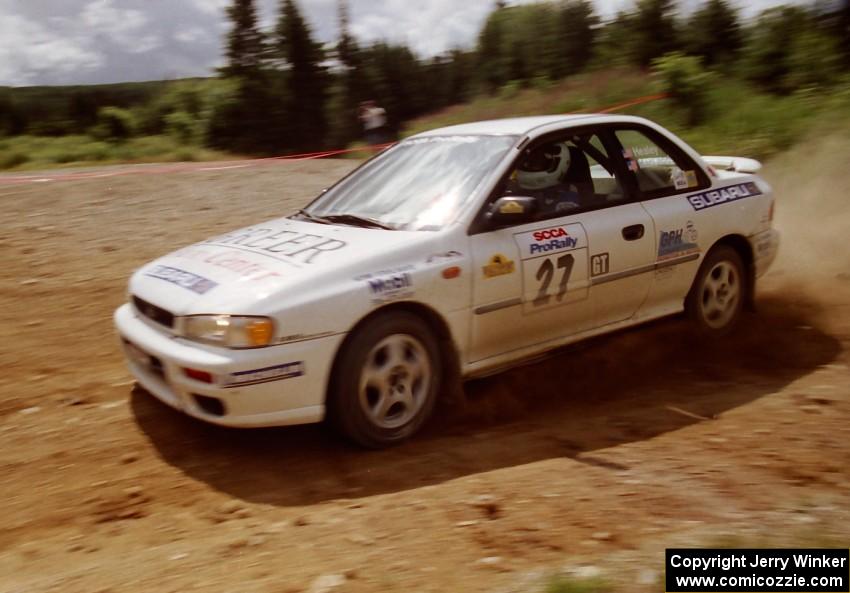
[687,182,761,211]
[591,253,610,277]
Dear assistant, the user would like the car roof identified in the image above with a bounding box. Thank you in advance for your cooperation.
[411,113,633,138]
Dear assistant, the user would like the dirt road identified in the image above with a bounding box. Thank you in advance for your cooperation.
[1,137,848,593]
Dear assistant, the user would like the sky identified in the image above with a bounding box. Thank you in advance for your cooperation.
[0,0,804,87]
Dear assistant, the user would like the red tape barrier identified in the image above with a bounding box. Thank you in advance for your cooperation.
[0,93,668,186]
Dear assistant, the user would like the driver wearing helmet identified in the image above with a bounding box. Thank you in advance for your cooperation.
[511,142,581,214]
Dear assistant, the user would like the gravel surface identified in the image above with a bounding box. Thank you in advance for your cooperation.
[1,139,848,593]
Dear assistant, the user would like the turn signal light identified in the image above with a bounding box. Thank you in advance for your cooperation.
[442,266,461,279]
[183,368,213,384]
[247,319,274,346]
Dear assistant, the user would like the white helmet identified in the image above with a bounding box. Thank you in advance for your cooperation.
[516,142,571,190]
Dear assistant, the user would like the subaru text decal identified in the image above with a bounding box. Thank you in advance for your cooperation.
[687,182,762,211]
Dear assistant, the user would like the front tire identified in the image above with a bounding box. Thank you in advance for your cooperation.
[329,311,442,448]
[686,245,746,337]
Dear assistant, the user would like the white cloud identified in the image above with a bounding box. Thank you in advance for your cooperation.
[81,0,161,53]
[0,14,103,86]
[0,0,810,86]
[344,0,492,57]
[174,26,207,44]
[189,0,229,17]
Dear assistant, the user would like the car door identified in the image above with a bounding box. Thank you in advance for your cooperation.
[469,213,593,363]
[608,126,713,320]
[578,130,656,327]
[467,126,655,364]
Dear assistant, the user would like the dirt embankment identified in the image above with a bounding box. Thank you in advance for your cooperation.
[0,136,848,593]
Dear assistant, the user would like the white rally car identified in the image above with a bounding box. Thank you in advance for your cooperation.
[115,114,779,447]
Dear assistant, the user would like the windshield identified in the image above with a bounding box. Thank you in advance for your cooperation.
[304,135,517,231]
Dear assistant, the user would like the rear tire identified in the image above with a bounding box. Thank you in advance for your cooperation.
[685,245,746,337]
[329,311,441,448]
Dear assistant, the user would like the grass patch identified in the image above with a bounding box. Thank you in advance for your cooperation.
[545,575,613,593]
[402,69,850,161]
[0,134,232,171]
[403,68,655,138]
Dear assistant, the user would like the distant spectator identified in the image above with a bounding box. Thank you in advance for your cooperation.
[358,100,387,146]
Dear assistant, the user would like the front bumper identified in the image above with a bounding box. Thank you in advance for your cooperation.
[114,303,345,427]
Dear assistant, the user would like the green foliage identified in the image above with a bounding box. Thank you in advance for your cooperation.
[206,75,284,154]
[686,0,742,66]
[275,0,328,151]
[738,5,842,95]
[0,134,228,171]
[405,65,850,162]
[475,2,597,91]
[0,149,29,169]
[165,111,203,144]
[2,0,849,167]
[785,28,842,90]
[223,0,266,78]
[631,0,680,67]
[591,11,635,69]
[545,575,612,593]
[0,80,171,137]
[93,107,136,141]
[652,52,713,125]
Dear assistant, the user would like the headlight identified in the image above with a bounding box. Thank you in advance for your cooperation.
[178,315,275,348]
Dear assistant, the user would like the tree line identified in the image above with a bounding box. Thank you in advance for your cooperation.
[1,0,848,155]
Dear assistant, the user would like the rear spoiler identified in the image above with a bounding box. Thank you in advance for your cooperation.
[702,155,762,174]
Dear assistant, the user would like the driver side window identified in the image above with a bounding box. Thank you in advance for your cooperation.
[504,132,627,222]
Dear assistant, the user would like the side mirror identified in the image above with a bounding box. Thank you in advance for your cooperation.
[487,196,538,226]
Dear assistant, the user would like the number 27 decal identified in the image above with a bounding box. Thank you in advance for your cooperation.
[534,254,574,306]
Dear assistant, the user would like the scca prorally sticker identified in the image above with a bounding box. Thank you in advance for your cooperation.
[144,265,218,294]
[514,223,586,260]
[687,182,762,211]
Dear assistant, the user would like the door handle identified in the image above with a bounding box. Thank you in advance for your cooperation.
[622,224,645,241]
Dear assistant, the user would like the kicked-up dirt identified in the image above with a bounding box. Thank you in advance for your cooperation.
[0,134,849,593]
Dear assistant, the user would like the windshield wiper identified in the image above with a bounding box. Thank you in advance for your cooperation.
[293,209,332,225]
[319,214,394,230]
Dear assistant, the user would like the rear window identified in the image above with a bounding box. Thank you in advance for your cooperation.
[615,129,705,197]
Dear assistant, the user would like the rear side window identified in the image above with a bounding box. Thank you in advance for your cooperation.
[614,129,707,198]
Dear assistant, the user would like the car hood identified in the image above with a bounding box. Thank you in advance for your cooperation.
[129,217,438,315]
